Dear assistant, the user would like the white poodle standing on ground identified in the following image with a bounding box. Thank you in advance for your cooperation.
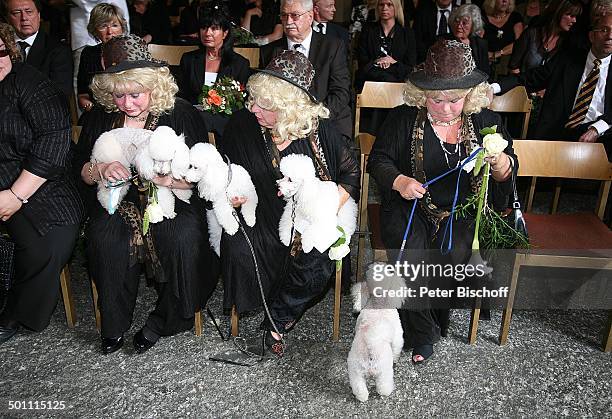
[185,142,258,255]
[347,262,407,402]
[276,153,358,254]
[134,126,192,220]
[90,127,152,214]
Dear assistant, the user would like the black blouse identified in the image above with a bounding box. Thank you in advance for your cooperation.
[483,11,523,52]
[77,44,103,96]
[0,63,84,235]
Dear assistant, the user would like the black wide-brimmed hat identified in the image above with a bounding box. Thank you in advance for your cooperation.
[100,35,166,73]
[256,50,318,102]
[407,39,488,90]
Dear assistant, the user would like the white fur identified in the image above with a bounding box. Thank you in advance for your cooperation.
[185,143,258,255]
[90,127,152,214]
[277,154,358,254]
[134,126,193,219]
[347,263,406,402]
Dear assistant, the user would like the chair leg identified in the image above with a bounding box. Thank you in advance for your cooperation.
[468,307,481,345]
[500,254,523,345]
[332,262,342,342]
[604,310,612,353]
[90,279,101,333]
[194,310,202,337]
[59,265,77,327]
[231,305,239,337]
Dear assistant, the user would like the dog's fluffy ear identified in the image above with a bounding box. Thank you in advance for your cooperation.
[171,141,191,178]
[366,262,407,309]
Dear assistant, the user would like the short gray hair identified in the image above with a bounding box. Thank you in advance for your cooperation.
[449,4,483,36]
[281,0,313,11]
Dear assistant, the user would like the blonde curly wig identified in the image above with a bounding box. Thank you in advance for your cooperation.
[403,80,491,115]
[246,72,330,141]
[91,66,178,115]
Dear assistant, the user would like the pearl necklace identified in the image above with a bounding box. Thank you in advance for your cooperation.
[429,117,463,169]
[427,113,461,127]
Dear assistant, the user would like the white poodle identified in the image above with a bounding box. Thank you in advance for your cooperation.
[276,153,358,254]
[347,263,407,402]
[185,142,258,255]
[90,127,151,214]
[134,126,192,220]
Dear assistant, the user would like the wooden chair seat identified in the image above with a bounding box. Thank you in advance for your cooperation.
[525,212,612,250]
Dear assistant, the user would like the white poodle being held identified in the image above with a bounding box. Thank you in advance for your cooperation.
[185,143,258,255]
[90,127,152,214]
[347,263,407,402]
[277,153,358,255]
[134,126,192,220]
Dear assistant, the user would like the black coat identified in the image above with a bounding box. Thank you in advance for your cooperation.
[260,32,352,139]
[179,49,251,104]
[413,1,454,63]
[498,48,612,139]
[77,44,103,96]
[0,63,83,235]
[24,30,73,98]
[357,22,417,90]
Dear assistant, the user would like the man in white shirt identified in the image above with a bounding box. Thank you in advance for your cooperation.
[492,13,612,155]
[3,0,73,97]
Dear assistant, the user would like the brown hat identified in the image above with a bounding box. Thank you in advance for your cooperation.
[407,39,488,90]
[257,50,318,102]
[100,35,166,73]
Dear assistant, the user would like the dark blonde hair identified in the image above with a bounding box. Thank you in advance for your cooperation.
[87,3,128,41]
[0,23,21,63]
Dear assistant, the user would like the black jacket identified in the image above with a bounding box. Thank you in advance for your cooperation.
[261,32,352,139]
[179,49,251,104]
[0,63,83,235]
[413,1,454,63]
[24,30,73,98]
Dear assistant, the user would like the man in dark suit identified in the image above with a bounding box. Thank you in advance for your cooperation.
[312,0,349,49]
[3,0,72,98]
[413,0,453,63]
[261,0,352,141]
[494,13,612,155]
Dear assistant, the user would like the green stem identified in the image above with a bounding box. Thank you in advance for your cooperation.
[472,161,490,250]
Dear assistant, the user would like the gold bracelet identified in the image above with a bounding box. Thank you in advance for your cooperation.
[88,162,99,184]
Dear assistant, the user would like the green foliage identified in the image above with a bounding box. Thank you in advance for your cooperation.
[198,77,247,115]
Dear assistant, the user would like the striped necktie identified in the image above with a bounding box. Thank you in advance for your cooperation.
[565,58,602,129]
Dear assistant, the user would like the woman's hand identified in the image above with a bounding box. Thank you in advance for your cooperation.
[99,161,131,183]
[230,196,247,208]
[485,152,512,181]
[375,55,397,69]
[337,185,349,211]
[151,175,194,190]
[392,175,426,200]
[0,189,22,221]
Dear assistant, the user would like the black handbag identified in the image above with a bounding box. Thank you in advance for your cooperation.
[0,234,14,314]
[509,156,528,240]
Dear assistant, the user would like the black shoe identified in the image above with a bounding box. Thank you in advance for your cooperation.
[133,329,157,354]
[0,325,18,345]
[101,336,124,355]
[411,344,434,365]
[479,309,491,321]
[241,331,285,358]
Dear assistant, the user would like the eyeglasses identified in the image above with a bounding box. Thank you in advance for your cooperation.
[454,17,472,27]
[280,10,310,21]
[97,22,122,31]
[0,49,9,58]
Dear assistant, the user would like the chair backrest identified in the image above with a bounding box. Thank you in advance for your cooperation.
[148,44,199,66]
[234,47,260,69]
[489,86,532,139]
[354,81,405,140]
[514,140,612,218]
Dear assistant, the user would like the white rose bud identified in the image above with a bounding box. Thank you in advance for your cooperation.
[329,243,350,260]
[483,133,508,157]
[146,202,164,223]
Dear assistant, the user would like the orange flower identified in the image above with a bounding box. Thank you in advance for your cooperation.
[208,90,222,106]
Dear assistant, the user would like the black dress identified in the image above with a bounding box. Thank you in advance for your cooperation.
[483,11,523,53]
[217,110,360,331]
[73,98,219,339]
[368,105,517,348]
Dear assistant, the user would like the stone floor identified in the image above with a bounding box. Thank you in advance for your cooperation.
[0,187,610,418]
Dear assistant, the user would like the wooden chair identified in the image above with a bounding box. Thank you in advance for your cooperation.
[234,47,260,69]
[468,140,612,352]
[147,44,199,66]
[489,86,532,139]
[354,81,405,140]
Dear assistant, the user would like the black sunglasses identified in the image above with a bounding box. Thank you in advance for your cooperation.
[0,49,9,58]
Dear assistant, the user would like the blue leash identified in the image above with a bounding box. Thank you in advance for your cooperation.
[395,147,483,264]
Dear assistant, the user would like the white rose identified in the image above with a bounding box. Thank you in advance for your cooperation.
[483,133,508,157]
[329,243,350,260]
[146,202,164,223]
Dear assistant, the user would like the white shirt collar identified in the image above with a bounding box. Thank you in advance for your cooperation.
[437,6,452,13]
[587,49,611,67]
[313,21,327,33]
[15,32,38,47]
[287,29,313,57]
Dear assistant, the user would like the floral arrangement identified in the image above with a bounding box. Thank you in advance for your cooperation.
[198,76,247,116]
[143,182,163,235]
[456,126,529,253]
[329,226,350,267]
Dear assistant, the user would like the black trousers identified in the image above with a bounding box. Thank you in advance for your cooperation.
[0,212,79,331]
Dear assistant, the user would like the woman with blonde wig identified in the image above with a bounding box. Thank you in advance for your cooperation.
[73,35,218,356]
[218,50,360,357]
[368,39,518,365]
